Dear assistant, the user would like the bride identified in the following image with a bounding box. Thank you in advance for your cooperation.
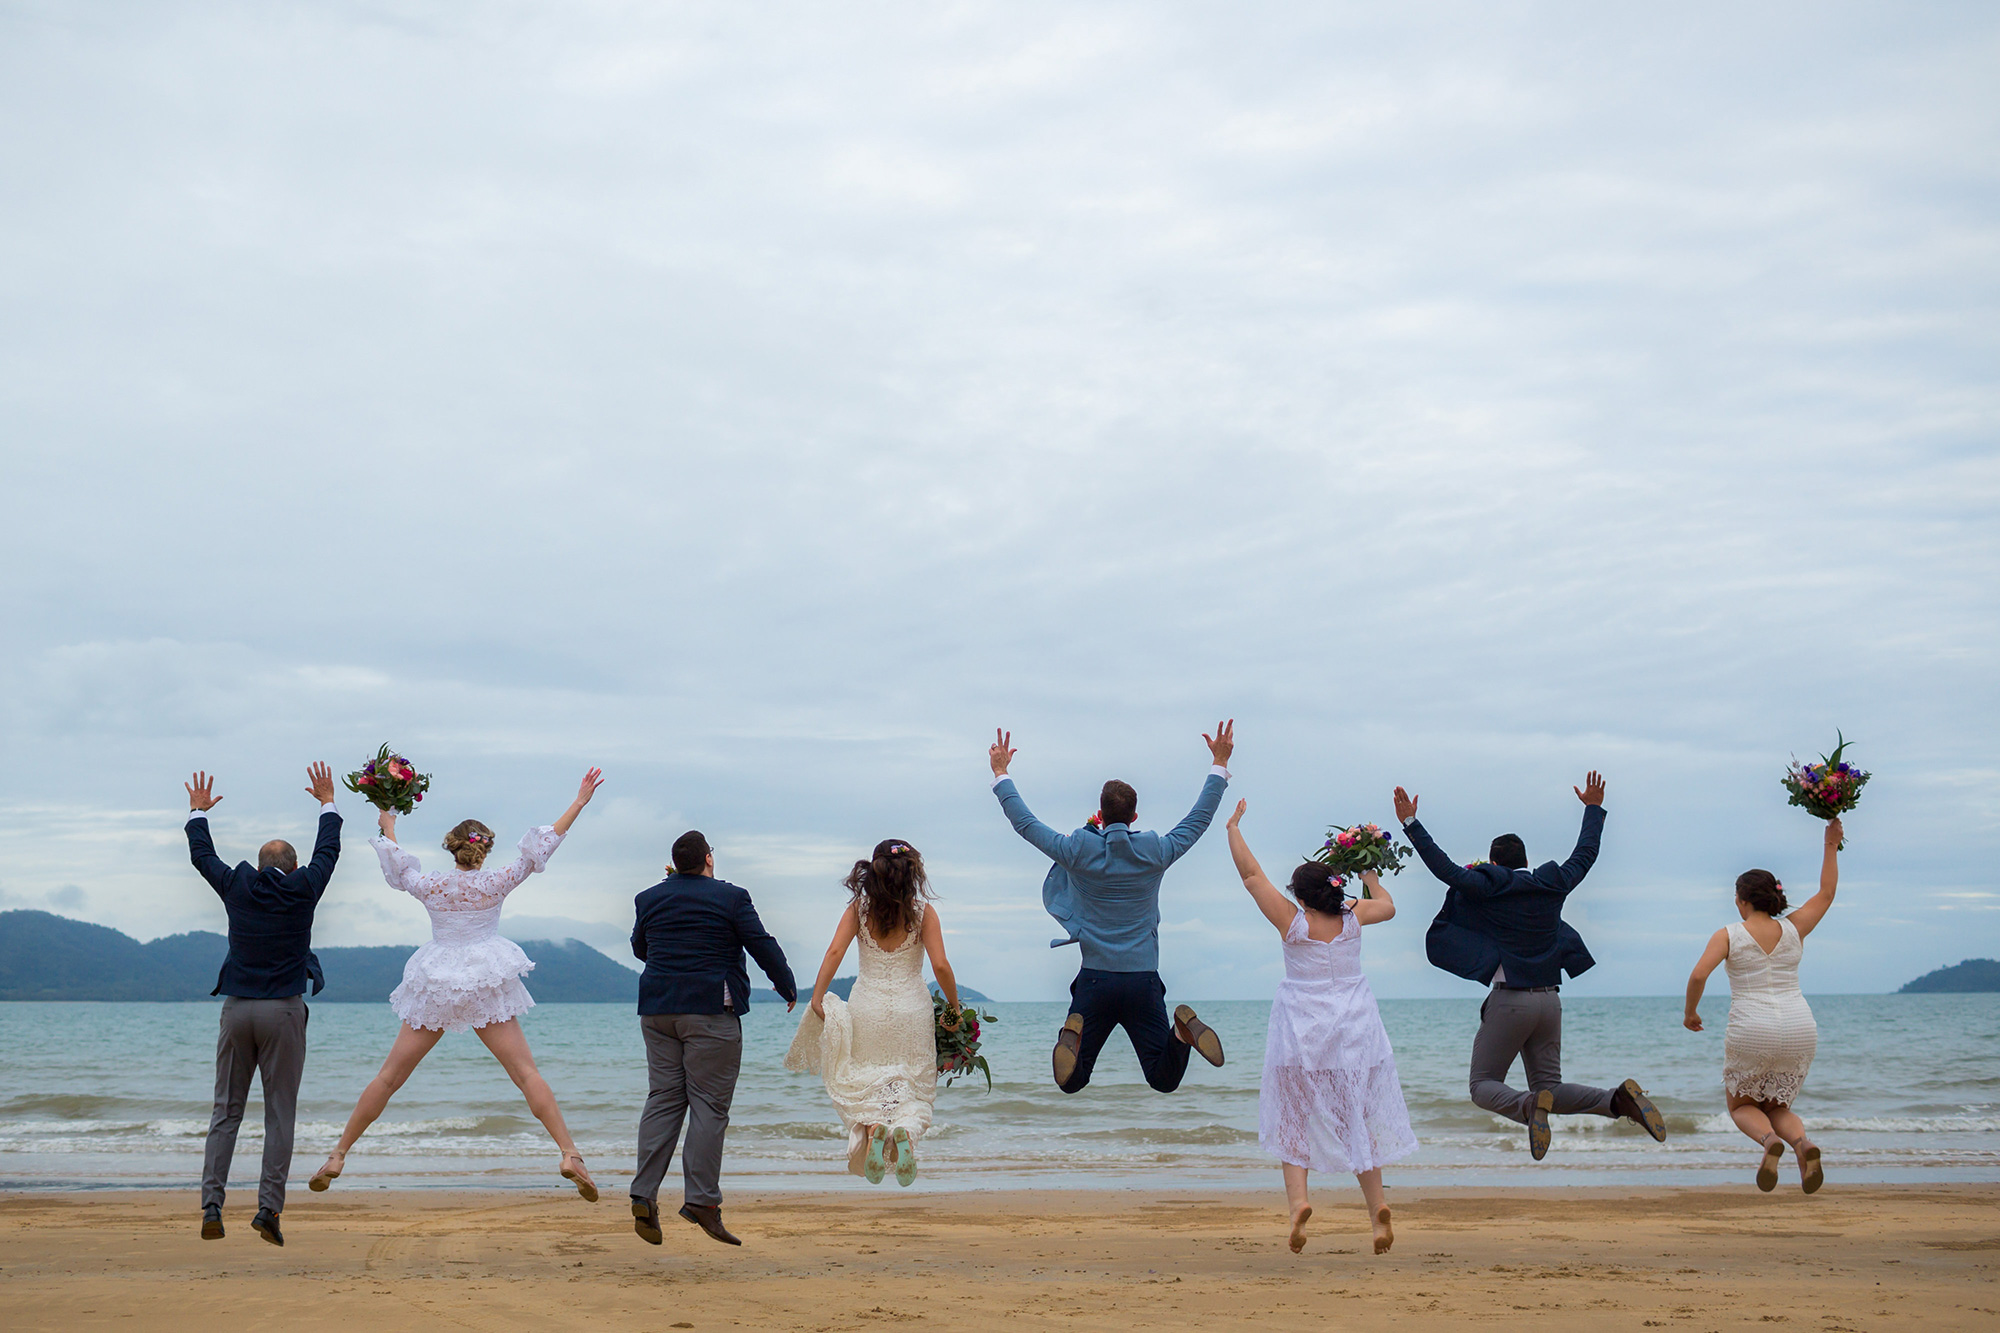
[308,769,605,1201]
[785,839,960,1186]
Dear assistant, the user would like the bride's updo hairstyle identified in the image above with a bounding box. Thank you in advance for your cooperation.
[844,839,933,939]
[1735,869,1788,916]
[1289,862,1350,916]
[445,819,496,871]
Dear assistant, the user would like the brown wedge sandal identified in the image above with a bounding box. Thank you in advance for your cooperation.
[308,1149,345,1192]
[1797,1142,1824,1195]
[1755,1137,1785,1192]
[561,1152,599,1202]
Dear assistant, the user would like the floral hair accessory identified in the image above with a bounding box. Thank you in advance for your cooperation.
[467,832,487,845]
[885,843,909,855]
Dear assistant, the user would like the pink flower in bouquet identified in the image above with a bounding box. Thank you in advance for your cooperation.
[359,775,375,785]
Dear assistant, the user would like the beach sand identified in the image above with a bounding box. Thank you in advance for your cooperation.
[2,1184,1996,1331]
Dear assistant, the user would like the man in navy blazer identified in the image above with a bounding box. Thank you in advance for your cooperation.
[184,763,342,1246]
[1396,771,1665,1160]
[989,723,1234,1096]
[629,830,795,1248]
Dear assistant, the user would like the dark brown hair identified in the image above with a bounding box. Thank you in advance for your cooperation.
[1735,869,1788,916]
[1100,780,1137,826]
[672,830,711,875]
[1288,862,1350,916]
[445,819,495,871]
[844,839,932,940]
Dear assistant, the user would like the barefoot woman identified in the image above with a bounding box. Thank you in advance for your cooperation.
[309,769,606,1199]
[1684,816,1844,1194]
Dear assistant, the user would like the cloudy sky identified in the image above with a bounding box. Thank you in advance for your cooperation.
[3,1,1994,1000]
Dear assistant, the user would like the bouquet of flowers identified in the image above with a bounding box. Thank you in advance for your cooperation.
[1782,732,1869,849]
[341,744,432,815]
[934,993,998,1091]
[1309,821,1409,898]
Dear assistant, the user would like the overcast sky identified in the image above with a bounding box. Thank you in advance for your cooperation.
[2,1,1995,1000]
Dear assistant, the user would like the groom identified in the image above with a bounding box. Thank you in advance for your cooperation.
[989,723,1233,1095]
[1396,770,1667,1159]
[184,764,343,1245]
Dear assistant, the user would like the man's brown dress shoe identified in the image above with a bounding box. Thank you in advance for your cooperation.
[679,1202,741,1246]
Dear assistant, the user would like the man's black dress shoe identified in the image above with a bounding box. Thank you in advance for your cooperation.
[678,1202,741,1246]
[200,1207,224,1241]
[632,1195,663,1245]
[251,1208,284,1247]
[1528,1088,1554,1161]
[1611,1078,1667,1143]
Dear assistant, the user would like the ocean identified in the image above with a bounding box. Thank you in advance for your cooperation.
[2,994,1994,1193]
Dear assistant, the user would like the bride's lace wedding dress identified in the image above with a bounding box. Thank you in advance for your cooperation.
[370,827,564,1033]
[785,897,938,1177]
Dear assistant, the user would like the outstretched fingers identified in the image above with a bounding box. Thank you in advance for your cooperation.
[577,767,605,804]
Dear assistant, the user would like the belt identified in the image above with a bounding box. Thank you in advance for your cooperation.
[1496,983,1559,992]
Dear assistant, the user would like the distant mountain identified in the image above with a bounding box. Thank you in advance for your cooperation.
[750,976,992,1004]
[1899,959,2000,994]
[0,910,635,1003]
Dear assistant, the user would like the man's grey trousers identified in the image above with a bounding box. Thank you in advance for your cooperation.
[202,995,308,1216]
[633,1013,743,1207]
[1470,988,1616,1124]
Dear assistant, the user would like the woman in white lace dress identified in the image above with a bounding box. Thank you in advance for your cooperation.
[1227,801,1417,1255]
[308,769,606,1201]
[1684,816,1843,1194]
[785,840,960,1187]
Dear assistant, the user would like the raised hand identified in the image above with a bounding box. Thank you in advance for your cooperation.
[1392,787,1418,823]
[378,810,397,840]
[1575,770,1606,806]
[185,771,220,812]
[305,761,337,805]
[1825,816,1844,849]
[1204,718,1235,767]
[989,728,1015,778]
[1227,798,1246,829]
[575,767,606,807]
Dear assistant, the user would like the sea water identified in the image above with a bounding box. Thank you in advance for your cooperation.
[1,994,1994,1192]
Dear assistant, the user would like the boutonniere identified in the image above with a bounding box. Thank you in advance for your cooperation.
[1086,813,1104,831]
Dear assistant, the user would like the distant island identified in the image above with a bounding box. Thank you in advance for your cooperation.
[1899,959,2000,994]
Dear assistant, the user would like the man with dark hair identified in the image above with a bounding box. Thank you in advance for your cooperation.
[629,831,796,1248]
[989,722,1234,1096]
[1395,771,1666,1160]
[183,763,343,1246]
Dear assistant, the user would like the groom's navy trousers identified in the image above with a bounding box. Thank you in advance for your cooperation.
[1060,969,1190,1095]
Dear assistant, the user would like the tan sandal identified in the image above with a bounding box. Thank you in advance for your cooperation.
[1797,1141,1823,1195]
[1755,1137,1785,1192]
[561,1152,599,1202]
[308,1149,345,1192]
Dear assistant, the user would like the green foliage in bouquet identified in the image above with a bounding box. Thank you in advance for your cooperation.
[341,744,432,815]
[1309,821,1410,899]
[1782,731,1869,849]
[934,992,998,1091]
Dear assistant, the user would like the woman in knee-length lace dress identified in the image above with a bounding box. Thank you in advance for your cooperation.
[785,840,961,1186]
[308,769,606,1201]
[1227,801,1417,1255]
[1684,816,1844,1195]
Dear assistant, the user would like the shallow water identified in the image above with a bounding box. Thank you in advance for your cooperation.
[2,993,1994,1192]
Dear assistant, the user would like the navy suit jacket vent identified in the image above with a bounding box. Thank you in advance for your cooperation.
[187,811,342,998]
[631,874,796,1016]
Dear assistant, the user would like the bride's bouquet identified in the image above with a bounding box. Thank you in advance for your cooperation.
[342,744,432,815]
[1782,732,1869,848]
[1310,821,1410,898]
[935,993,998,1091]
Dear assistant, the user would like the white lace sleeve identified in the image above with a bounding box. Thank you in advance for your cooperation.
[371,837,425,897]
[487,826,564,895]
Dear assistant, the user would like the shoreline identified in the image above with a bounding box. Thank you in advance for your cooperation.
[3,1184,1996,1330]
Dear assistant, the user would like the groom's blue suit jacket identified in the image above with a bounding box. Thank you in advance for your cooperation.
[1409,806,1603,989]
[186,810,342,998]
[994,770,1229,974]
[631,873,797,1016]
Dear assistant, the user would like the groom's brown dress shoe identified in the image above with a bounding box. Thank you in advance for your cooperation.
[200,1207,224,1240]
[1052,1013,1085,1088]
[1528,1089,1554,1160]
[679,1202,742,1246]
[632,1196,663,1245]
[1611,1078,1667,1143]
[1173,1005,1225,1067]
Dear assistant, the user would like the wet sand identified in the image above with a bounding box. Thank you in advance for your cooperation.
[2,1184,1996,1330]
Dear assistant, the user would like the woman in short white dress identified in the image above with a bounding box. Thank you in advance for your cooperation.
[1227,801,1418,1256]
[785,839,960,1187]
[1683,816,1844,1194]
[308,769,606,1201]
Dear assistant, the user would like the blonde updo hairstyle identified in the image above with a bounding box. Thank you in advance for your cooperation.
[444,819,496,870]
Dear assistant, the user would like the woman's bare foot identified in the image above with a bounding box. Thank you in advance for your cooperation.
[1288,1203,1312,1253]
[560,1152,599,1203]
[308,1149,345,1192]
[1372,1205,1394,1254]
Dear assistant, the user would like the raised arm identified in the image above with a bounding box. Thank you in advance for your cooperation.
[183,771,231,894]
[809,903,860,1018]
[1163,720,1234,864]
[1786,817,1843,938]
[920,904,959,1013]
[1225,800,1297,934]
[297,762,342,899]
[989,729,1086,867]
[1683,927,1731,1031]
[551,768,604,836]
[1393,786,1484,893]
[1352,870,1396,925]
[735,891,798,1009]
[1553,771,1608,890]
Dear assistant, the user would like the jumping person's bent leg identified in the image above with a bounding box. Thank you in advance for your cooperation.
[676,1014,744,1208]
[633,1016,690,1202]
[202,997,259,1212]
[1518,993,1615,1117]
[251,998,308,1217]
[1125,973,1192,1094]
[1467,990,1541,1123]
[1057,971,1123,1094]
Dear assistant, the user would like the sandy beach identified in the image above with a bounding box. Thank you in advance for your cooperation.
[2,1185,1995,1331]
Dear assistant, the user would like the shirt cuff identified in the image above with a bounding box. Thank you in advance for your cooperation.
[187,809,208,820]
[1210,765,1230,780]
[321,802,338,815]
[991,772,1011,789]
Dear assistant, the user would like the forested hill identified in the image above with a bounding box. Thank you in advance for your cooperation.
[1899,959,2000,993]
[0,909,636,1003]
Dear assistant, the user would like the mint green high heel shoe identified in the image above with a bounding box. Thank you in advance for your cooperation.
[863,1124,888,1184]
[893,1128,916,1187]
